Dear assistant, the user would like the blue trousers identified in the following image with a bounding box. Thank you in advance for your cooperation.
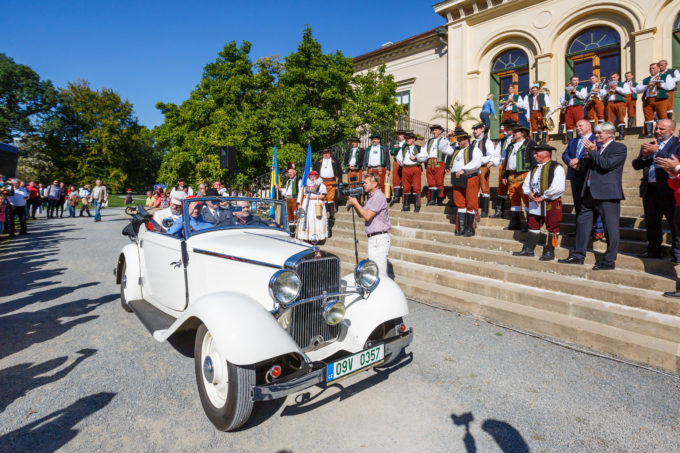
[94,200,102,221]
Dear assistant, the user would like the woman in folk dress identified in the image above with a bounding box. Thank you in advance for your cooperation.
[296,171,327,242]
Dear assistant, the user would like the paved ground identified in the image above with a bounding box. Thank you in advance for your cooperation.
[1,209,679,452]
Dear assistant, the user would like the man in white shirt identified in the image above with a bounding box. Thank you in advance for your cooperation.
[8,179,29,235]
[501,126,536,231]
[279,163,302,223]
[586,74,606,128]
[425,124,451,205]
[520,83,552,144]
[513,144,565,260]
[153,191,187,232]
[449,128,482,236]
[397,131,429,212]
[659,59,680,120]
[635,62,677,137]
[491,120,519,219]
[344,137,364,189]
[472,123,498,217]
[558,76,588,142]
[600,72,631,140]
[389,130,406,205]
[362,134,390,191]
[78,184,92,216]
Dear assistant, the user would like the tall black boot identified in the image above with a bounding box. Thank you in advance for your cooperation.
[490,197,505,218]
[328,202,335,219]
[436,189,445,206]
[455,211,467,236]
[645,122,654,138]
[504,211,521,230]
[464,212,475,237]
[617,124,625,141]
[413,194,420,213]
[539,233,557,261]
[427,188,437,206]
[542,131,548,143]
[669,111,674,121]
[402,192,410,212]
[513,232,539,256]
[627,117,635,128]
[532,132,539,143]
[480,196,489,218]
[566,131,574,142]
[394,187,402,204]
[520,210,528,232]
[559,124,566,144]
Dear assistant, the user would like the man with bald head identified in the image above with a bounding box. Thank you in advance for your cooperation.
[632,119,680,261]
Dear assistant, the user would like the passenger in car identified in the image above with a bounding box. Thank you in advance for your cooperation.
[167,201,213,237]
[201,189,235,226]
[152,191,187,232]
[233,200,278,227]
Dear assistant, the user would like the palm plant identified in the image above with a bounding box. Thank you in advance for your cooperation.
[432,102,480,128]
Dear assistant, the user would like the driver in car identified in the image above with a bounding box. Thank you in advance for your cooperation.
[234,200,278,227]
[201,188,235,226]
[152,191,187,232]
[167,200,213,237]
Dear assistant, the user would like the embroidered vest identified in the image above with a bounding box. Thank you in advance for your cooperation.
[503,94,520,112]
[390,141,405,157]
[604,82,627,103]
[403,144,421,165]
[426,137,446,162]
[642,73,670,100]
[504,141,531,173]
[626,81,638,100]
[452,144,472,165]
[527,93,547,110]
[530,161,559,196]
[367,145,385,167]
[286,177,299,197]
[564,86,584,106]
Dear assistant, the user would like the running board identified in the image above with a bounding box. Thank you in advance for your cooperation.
[128,299,176,334]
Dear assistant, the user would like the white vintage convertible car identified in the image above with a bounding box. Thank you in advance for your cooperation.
[115,196,413,431]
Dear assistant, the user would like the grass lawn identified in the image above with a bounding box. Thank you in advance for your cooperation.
[106,194,147,208]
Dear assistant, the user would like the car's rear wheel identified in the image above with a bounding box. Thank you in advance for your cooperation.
[120,261,133,313]
[194,324,254,431]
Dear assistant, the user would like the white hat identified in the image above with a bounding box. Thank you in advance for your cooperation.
[170,191,188,204]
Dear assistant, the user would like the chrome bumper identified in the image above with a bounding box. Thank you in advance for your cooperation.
[251,328,413,402]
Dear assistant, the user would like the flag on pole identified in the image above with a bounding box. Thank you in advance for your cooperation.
[269,146,280,218]
[301,143,312,187]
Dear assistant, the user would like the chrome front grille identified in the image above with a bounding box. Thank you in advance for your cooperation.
[290,255,341,349]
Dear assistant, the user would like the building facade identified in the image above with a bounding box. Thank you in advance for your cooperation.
[354,0,680,137]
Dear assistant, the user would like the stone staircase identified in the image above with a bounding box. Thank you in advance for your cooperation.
[324,134,680,374]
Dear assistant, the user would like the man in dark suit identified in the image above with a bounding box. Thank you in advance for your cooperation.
[201,188,234,226]
[561,119,604,238]
[559,122,627,270]
[632,119,680,261]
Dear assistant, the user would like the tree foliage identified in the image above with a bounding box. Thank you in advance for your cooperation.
[0,53,58,141]
[155,27,400,189]
[432,102,480,128]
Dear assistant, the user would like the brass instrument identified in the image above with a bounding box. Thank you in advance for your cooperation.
[541,106,555,131]
[649,74,661,97]
[608,81,618,96]
[589,78,602,101]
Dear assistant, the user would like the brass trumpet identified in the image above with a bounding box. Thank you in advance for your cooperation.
[608,81,617,96]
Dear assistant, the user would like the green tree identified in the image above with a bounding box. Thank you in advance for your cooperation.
[432,102,480,128]
[0,53,58,141]
[16,134,54,182]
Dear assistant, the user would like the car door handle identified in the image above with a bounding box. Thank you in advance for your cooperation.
[170,260,182,268]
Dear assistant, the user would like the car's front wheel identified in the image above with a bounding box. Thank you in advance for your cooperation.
[194,324,255,431]
[119,261,133,313]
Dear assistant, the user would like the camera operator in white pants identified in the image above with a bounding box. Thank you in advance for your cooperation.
[347,174,392,276]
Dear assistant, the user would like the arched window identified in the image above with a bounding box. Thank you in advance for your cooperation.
[566,27,620,87]
[674,13,680,31]
[491,49,529,73]
[567,27,620,56]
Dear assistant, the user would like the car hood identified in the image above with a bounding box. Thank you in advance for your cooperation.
[188,229,313,267]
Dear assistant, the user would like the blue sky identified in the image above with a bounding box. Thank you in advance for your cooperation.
[2,1,444,129]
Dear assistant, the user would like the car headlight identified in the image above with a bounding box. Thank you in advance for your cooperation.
[354,259,380,291]
[268,270,301,306]
[323,300,346,325]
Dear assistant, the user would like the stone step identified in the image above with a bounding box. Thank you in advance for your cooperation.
[327,234,679,306]
[329,221,676,276]
[339,258,680,345]
[374,271,679,374]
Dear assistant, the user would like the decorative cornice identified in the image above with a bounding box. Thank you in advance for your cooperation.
[354,31,444,71]
[631,27,657,37]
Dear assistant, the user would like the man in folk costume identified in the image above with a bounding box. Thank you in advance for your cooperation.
[624,72,639,128]
[658,59,680,121]
[425,124,450,206]
[586,74,605,129]
[396,131,429,212]
[362,133,390,191]
[501,84,520,123]
[449,128,482,237]
[389,130,407,205]
[471,122,498,217]
[635,63,677,137]
[279,162,302,223]
[558,75,588,142]
[502,125,537,231]
[601,72,631,140]
[520,83,552,144]
[513,144,565,260]
[490,120,519,218]
[313,148,342,219]
[344,137,365,188]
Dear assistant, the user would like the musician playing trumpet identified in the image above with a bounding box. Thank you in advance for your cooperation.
[635,63,677,137]
[557,76,587,142]
[501,84,521,123]
[586,74,605,128]
[601,72,631,141]
[520,83,552,144]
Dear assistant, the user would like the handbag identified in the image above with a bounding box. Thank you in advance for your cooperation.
[451,174,469,188]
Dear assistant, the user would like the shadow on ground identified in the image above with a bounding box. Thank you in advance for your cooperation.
[451,411,530,453]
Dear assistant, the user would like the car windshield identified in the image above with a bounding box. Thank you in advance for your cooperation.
[171,197,287,238]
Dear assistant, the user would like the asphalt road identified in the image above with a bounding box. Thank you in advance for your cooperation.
[1,209,679,452]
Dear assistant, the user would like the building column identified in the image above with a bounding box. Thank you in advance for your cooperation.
[632,27,658,122]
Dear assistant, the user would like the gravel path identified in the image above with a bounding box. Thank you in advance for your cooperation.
[1,208,678,452]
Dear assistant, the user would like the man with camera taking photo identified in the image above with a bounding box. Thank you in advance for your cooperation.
[347,174,391,277]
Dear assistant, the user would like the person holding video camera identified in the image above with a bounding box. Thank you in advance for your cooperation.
[347,174,391,276]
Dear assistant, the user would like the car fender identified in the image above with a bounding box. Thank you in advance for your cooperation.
[153,292,302,366]
[341,273,409,349]
[117,244,142,301]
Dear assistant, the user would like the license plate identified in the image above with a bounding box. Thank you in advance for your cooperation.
[326,344,385,382]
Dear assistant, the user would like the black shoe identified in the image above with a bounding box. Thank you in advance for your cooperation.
[617,124,625,140]
[426,188,436,206]
[402,194,411,212]
[539,234,556,261]
[662,290,680,298]
[436,195,445,206]
[558,256,584,265]
[480,197,489,218]
[627,117,635,129]
[513,232,539,256]
[592,263,615,270]
[413,203,420,213]
[463,212,475,237]
[490,197,505,218]
[455,211,466,236]
[504,211,521,230]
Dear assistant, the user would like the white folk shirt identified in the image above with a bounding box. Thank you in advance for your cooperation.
[397,145,428,166]
[558,86,587,107]
[320,158,335,178]
[519,94,552,121]
[450,144,482,173]
[367,145,382,167]
[281,178,302,198]
[477,137,500,166]
[393,141,406,163]
[522,163,566,215]
[297,179,326,204]
[494,137,514,162]
[600,82,631,102]
[635,75,676,98]
[665,68,680,84]
[427,136,449,158]
[506,139,526,171]
[348,147,360,167]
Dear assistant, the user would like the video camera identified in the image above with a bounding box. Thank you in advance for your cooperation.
[336,181,365,198]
